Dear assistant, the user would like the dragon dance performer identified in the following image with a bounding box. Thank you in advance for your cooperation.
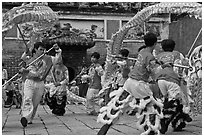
[44,59,69,116]
[97,33,163,135]
[155,39,192,134]
[114,49,131,88]
[85,52,104,116]
[19,42,61,127]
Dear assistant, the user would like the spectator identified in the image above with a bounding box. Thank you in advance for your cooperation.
[4,82,15,108]
[2,63,8,106]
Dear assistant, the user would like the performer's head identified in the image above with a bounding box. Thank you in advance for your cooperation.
[161,39,175,52]
[34,42,46,56]
[119,49,129,57]
[138,32,157,53]
[138,33,157,52]
[91,52,100,63]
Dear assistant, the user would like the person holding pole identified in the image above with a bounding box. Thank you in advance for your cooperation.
[97,32,159,135]
[86,52,104,116]
[19,42,62,127]
[45,60,69,116]
[115,49,131,88]
[155,39,192,133]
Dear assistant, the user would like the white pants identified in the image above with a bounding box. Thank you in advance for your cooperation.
[158,80,180,100]
[21,79,44,122]
[158,80,188,106]
[123,78,153,99]
[86,88,100,113]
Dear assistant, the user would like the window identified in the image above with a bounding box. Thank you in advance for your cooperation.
[106,20,120,40]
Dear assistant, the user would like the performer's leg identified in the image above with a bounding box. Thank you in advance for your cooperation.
[162,81,192,125]
[29,105,38,124]
[86,88,99,115]
[21,79,35,127]
[149,82,163,99]
[123,78,153,99]
[30,81,44,123]
[171,99,192,132]
[157,80,169,98]
[123,79,163,134]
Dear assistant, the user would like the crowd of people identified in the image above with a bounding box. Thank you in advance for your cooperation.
[2,32,194,135]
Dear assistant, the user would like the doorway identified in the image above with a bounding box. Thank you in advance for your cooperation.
[67,67,75,82]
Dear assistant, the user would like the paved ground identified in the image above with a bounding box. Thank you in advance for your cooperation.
[2,104,202,135]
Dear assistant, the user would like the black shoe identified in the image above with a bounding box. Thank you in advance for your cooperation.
[20,117,28,127]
